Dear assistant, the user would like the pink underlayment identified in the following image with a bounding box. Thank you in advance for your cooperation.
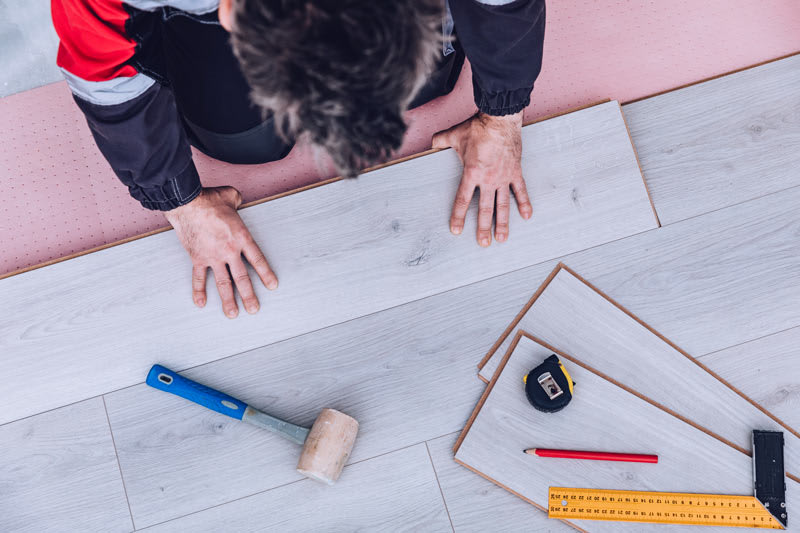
[2,1,799,276]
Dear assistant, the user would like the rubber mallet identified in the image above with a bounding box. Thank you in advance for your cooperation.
[146,364,359,485]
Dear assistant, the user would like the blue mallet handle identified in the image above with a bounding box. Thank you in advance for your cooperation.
[146,364,247,420]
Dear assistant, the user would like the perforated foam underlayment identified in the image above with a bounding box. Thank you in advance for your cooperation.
[2,0,799,276]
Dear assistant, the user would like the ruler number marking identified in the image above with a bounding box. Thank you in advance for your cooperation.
[548,488,782,528]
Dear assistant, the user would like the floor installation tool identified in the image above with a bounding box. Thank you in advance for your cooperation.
[524,354,574,412]
[547,487,784,529]
[548,430,788,529]
[146,365,359,485]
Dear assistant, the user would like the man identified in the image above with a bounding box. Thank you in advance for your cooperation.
[52,0,545,317]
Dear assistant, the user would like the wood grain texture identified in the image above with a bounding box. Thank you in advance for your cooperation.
[102,268,532,527]
[143,444,451,532]
[456,335,798,532]
[478,184,800,381]
[0,101,656,427]
[0,398,132,533]
[623,53,800,225]
[477,267,800,483]
[427,434,574,533]
[698,325,800,431]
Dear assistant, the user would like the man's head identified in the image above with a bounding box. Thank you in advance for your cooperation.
[219,0,443,178]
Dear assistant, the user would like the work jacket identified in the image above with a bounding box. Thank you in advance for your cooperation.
[51,0,546,210]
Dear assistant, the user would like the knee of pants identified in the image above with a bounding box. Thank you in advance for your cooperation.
[184,115,295,165]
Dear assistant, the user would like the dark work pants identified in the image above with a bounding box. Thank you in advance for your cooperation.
[158,11,465,165]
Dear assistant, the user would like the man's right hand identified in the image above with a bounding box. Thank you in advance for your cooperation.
[164,186,278,318]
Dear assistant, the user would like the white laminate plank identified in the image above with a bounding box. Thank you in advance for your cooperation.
[623,53,800,225]
[0,101,656,426]
[0,398,132,533]
[141,444,451,533]
[457,336,795,532]
[478,267,800,484]
[427,434,573,533]
[698,326,800,431]
[478,185,800,382]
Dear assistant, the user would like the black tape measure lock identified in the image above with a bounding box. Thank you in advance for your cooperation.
[524,354,574,412]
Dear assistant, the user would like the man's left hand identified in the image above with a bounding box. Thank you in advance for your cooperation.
[432,111,532,246]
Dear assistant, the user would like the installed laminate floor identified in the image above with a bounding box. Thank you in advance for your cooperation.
[0,398,132,533]
[142,444,452,532]
[623,53,800,225]
[478,184,800,382]
[100,183,800,530]
[0,101,656,427]
[698,326,800,430]
[102,294,496,527]
[5,184,800,531]
[427,434,575,533]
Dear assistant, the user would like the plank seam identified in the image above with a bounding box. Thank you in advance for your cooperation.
[452,453,585,532]
[136,476,307,531]
[617,102,661,227]
[694,323,800,361]
[616,180,800,228]
[424,441,456,533]
[133,440,431,530]
[102,395,137,532]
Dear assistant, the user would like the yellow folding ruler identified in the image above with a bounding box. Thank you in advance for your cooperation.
[548,487,784,529]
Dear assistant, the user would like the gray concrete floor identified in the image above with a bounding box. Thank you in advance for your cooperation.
[0,0,62,97]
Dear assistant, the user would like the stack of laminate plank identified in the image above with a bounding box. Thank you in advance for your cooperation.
[455,264,799,531]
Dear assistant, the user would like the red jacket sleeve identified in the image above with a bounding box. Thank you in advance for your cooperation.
[52,0,202,210]
[52,0,138,80]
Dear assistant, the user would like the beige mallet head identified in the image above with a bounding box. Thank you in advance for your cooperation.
[296,408,360,485]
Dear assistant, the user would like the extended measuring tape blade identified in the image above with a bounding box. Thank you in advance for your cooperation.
[548,487,785,529]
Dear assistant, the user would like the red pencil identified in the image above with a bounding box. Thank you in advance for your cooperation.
[524,448,658,464]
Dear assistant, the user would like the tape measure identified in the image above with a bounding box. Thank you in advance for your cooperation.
[523,355,574,412]
[548,487,784,529]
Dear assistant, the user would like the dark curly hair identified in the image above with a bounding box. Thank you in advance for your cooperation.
[229,0,443,178]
